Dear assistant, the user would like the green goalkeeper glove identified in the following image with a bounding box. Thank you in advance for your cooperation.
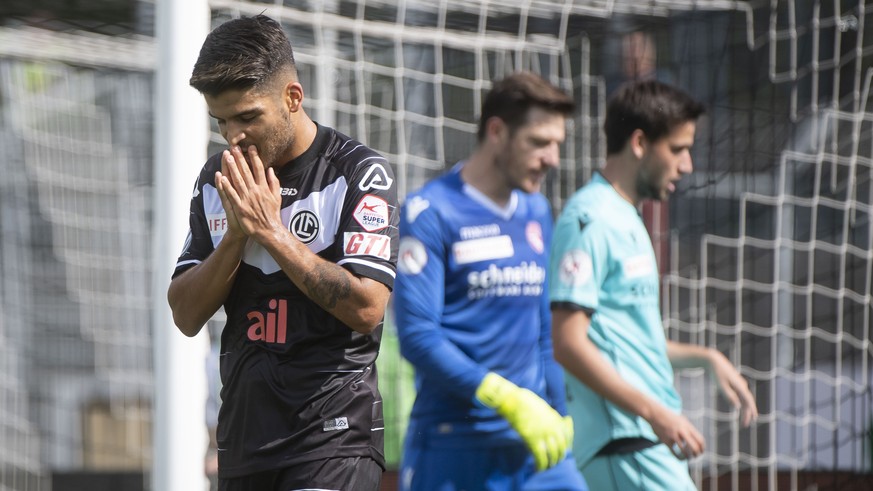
[475,372,573,471]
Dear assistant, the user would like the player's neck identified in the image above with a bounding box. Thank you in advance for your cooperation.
[460,151,513,207]
[278,116,318,169]
[601,158,639,206]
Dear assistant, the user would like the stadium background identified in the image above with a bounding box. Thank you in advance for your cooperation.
[1,0,873,490]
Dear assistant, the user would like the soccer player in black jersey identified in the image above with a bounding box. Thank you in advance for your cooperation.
[167,15,398,491]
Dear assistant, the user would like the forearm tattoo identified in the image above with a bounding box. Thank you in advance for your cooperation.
[302,263,352,309]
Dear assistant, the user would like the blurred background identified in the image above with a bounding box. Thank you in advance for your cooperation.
[1,1,872,490]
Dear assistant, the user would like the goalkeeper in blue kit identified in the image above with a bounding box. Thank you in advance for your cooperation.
[393,72,588,491]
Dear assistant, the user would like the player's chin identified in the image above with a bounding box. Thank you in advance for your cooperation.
[521,177,545,194]
[656,182,676,201]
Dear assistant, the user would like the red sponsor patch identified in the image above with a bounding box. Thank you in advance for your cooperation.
[343,232,391,260]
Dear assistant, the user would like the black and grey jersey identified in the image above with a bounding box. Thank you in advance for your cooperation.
[173,124,398,478]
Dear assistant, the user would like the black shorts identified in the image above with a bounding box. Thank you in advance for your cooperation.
[218,456,382,491]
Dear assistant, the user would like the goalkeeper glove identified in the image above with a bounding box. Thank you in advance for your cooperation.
[475,372,573,471]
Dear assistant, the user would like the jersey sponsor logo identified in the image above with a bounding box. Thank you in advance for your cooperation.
[344,232,391,260]
[452,235,513,265]
[358,163,394,191]
[559,250,593,286]
[404,196,429,224]
[246,298,288,344]
[623,254,654,278]
[526,221,544,254]
[459,224,500,240]
[631,281,659,298]
[398,237,427,275]
[290,210,320,244]
[323,417,349,432]
[353,194,390,232]
[280,187,298,196]
[206,213,228,237]
[466,261,546,299]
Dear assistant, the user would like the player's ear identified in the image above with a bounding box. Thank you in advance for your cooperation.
[484,116,508,145]
[629,128,647,159]
[285,81,304,113]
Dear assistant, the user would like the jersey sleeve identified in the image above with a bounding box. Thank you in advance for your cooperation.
[393,195,490,401]
[172,169,215,278]
[548,209,610,311]
[335,156,399,289]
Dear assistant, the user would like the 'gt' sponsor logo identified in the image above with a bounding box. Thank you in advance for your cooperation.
[247,298,288,344]
[353,194,390,232]
[344,232,391,260]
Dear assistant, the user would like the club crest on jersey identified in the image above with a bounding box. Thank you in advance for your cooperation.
[353,194,389,232]
[526,221,544,254]
[358,163,393,191]
[290,210,320,244]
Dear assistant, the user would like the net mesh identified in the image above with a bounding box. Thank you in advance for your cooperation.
[0,58,154,489]
[1,1,872,490]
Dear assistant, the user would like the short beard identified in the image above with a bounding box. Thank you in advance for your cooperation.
[260,109,296,168]
[635,167,662,202]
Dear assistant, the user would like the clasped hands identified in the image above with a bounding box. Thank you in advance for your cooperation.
[214,145,283,240]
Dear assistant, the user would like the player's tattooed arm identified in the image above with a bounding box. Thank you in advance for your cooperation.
[294,258,388,334]
[301,262,352,310]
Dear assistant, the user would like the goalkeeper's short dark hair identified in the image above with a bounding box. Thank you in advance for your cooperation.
[477,72,575,142]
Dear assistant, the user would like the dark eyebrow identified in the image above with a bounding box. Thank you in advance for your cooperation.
[208,109,260,121]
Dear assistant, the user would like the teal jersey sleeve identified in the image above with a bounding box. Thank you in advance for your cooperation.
[549,210,609,311]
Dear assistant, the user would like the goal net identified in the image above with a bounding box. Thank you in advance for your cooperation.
[0,1,871,490]
[210,2,870,488]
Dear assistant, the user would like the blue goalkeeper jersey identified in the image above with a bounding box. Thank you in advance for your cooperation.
[549,172,682,467]
[394,163,566,447]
